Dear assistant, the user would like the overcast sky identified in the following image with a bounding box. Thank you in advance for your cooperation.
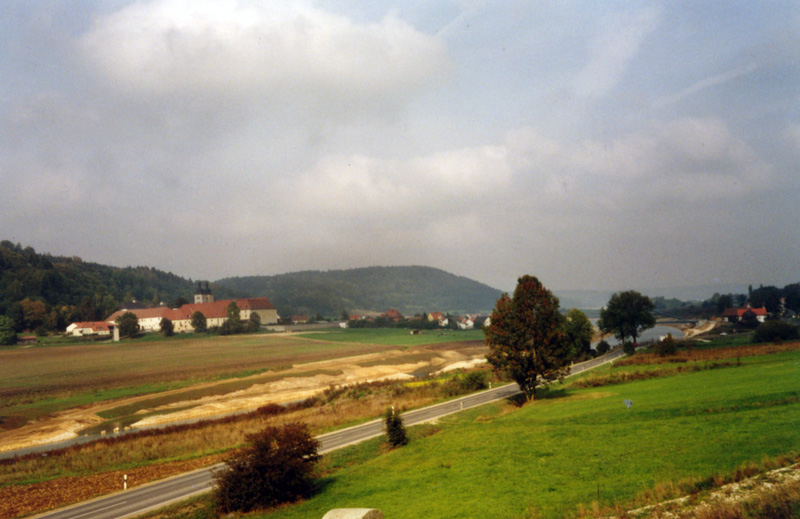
[1,1,798,293]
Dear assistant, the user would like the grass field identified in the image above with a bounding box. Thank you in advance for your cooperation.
[250,345,800,519]
[296,328,485,346]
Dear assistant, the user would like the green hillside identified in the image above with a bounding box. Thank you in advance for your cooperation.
[0,241,241,329]
[214,266,503,317]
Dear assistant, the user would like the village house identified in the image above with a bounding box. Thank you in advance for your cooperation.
[721,304,768,323]
[382,309,404,322]
[66,321,113,336]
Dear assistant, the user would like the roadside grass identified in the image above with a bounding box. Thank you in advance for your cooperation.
[250,347,800,519]
[296,328,485,346]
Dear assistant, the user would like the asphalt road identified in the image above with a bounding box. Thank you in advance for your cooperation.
[31,348,624,519]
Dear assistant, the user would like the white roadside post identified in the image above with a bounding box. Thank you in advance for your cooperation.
[124,474,127,490]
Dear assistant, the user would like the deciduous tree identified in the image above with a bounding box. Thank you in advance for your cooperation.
[214,423,320,514]
[219,301,242,335]
[484,275,570,401]
[160,317,174,337]
[116,311,139,338]
[598,291,655,354]
[190,311,206,332]
[0,316,17,346]
[246,312,261,333]
[563,308,594,361]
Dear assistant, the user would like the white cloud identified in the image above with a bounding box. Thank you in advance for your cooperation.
[80,0,452,110]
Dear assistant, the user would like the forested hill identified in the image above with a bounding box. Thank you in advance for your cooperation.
[0,241,237,328]
[214,266,503,317]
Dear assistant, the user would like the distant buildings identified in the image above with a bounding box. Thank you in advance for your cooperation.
[89,283,278,336]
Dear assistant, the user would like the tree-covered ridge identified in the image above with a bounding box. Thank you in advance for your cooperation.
[215,266,503,317]
[0,241,197,308]
[0,241,211,330]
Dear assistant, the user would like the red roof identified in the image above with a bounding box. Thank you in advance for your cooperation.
[722,307,767,317]
[108,297,276,323]
[71,321,112,332]
[383,309,404,320]
[238,298,277,310]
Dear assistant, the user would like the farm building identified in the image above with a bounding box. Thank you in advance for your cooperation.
[66,321,113,336]
[722,305,768,323]
[105,297,279,333]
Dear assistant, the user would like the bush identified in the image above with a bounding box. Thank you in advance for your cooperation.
[214,423,320,514]
[753,321,800,343]
[384,407,408,447]
[656,334,677,356]
[596,340,610,355]
[623,341,637,355]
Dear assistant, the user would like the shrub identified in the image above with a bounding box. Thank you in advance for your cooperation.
[623,341,637,355]
[214,423,320,514]
[753,321,800,343]
[596,340,610,355]
[656,334,677,356]
[439,370,489,397]
[384,407,408,447]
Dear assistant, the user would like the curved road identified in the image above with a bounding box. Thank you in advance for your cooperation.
[31,348,624,519]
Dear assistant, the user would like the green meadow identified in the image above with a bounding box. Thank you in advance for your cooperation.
[297,327,484,346]
[256,348,800,519]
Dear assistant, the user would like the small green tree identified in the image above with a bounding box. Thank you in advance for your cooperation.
[246,312,261,333]
[214,423,320,514]
[384,406,408,447]
[563,308,594,361]
[190,311,206,332]
[116,312,139,338]
[0,316,17,346]
[596,340,611,355]
[160,317,174,337]
[598,291,655,354]
[220,301,242,335]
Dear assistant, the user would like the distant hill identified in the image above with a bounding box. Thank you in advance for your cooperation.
[214,266,503,317]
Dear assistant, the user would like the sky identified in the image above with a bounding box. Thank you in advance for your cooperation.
[1,1,799,293]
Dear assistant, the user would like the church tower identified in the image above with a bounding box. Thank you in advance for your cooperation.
[194,281,214,304]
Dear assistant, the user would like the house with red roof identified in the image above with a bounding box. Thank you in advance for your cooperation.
[721,304,768,323]
[66,321,113,337]
[382,309,404,322]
